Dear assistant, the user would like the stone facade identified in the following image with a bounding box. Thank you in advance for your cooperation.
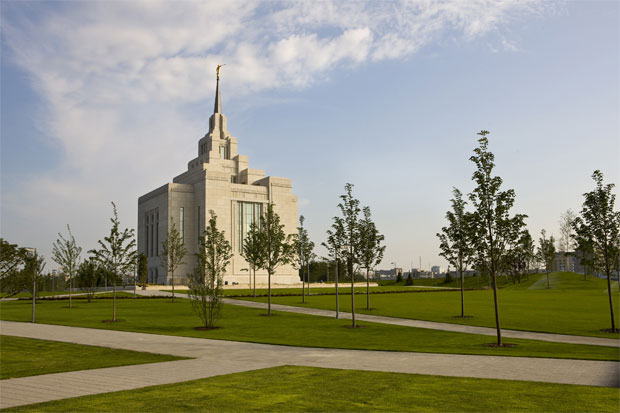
[137,75,298,285]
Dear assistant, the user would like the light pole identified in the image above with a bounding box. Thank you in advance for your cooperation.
[392,262,397,283]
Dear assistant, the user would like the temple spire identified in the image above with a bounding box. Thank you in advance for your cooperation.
[214,64,225,114]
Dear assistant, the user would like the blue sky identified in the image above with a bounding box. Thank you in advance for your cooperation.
[1,0,618,271]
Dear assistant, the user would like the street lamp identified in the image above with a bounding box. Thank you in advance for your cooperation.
[391,261,397,283]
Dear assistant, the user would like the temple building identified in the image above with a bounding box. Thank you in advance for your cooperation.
[137,68,298,285]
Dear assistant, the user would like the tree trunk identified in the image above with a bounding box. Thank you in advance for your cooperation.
[335,259,339,319]
[366,267,370,310]
[460,267,465,318]
[171,270,175,303]
[69,276,72,309]
[302,264,305,303]
[606,272,616,331]
[268,270,272,316]
[307,261,310,296]
[349,257,355,328]
[546,270,550,289]
[31,277,36,323]
[491,271,502,345]
[113,283,117,321]
[253,266,256,298]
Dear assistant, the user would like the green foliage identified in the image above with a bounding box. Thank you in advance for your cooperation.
[405,273,413,285]
[241,222,263,296]
[160,218,187,302]
[572,170,620,332]
[467,131,526,344]
[254,203,296,315]
[75,259,103,302]
[137,253,148,286]
[89,202,137,321]
[189,211,232,328]
[396,273,403,283]
[0,238,27,284]
[444,273,454,284]
[51,225,82,307]
[537,229,556,290]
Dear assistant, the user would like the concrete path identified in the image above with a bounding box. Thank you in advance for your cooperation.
[223,298,620,348]
[1,321,618,409]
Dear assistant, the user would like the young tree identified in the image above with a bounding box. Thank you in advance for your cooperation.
[22,251,45,323]
[189,211,232,329]
[323,217,345,319]
[255,203,296,316]
[89,202,137,322]
[1,239,26,281]
[76,259,102,303]
[520,230,536,281]
[358,206,385,310]
[437,188,473,318]
[468,131,527,346]
[537,229,556,289]
[137,253,148,287]
[572,170,620,332]
[51,225,82,309]
[295,215,315,303]
[557,209,576,273]
[338,183,362,327]
[242,222,263,298]
[160,218,187,303]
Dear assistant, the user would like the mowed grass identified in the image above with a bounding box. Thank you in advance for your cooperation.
[10,365,619,412]
[238,273,620,338]
[165,285,448,297]
[0,298,617,361]
[0,335,187,379]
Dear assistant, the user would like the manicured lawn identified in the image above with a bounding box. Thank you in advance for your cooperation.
[238,273,620,338]
[164,285,449,297]
[10,365,619,412]
[0,299,617,361]
[0,335,187,379]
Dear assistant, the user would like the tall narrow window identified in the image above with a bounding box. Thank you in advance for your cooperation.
[145,215,149,257]
[155,213,159,256]
[150,215,154,257]
[180,207,185,243]
[237,202,262,251]
[220,145,229,160]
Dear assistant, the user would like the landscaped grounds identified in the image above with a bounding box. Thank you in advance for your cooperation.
[0,335,187,379]
[7,365,619,412]
[238,272,620,338]
[0,296,617,361]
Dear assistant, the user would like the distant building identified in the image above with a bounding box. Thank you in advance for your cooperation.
[431,266,443,276]
[552,252,585,273]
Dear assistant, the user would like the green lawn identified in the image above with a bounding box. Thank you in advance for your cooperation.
[0,298,617,361]
[9,365,619,412]
[237,272,620,338]
[164,285,450,297]
[0,335,187,379]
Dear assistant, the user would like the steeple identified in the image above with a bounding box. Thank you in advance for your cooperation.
[214,64,225,114]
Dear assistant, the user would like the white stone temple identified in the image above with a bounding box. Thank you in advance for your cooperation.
[137,68,298,285]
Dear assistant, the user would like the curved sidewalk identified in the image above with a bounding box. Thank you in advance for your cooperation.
[224,298,620,347]
[1,321,618,409]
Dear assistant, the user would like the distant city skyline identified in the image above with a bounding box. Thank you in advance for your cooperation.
[1,1,618,272]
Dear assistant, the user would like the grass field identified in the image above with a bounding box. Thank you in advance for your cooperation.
[0,298,616,361]
[9,365,619,412]
[0,335,187,379]
[164,285,453,297]
[238,272,620,338]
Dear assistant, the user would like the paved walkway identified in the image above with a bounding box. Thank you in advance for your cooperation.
[1,321,618,409]
[223,298,620,347]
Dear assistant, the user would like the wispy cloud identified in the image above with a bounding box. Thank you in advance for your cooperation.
[1,0,548,259]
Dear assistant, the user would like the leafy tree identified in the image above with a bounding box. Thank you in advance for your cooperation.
[76,259,103,303]
[22,251,45,323]
[137,253,148,286]
[323,217,346,319]
[520,230,536,281]
[337,183,362,327]
[255,203,296,316]
[468,131,527,346]
[242,222,264,298]
[89,202,137,322]
[0,239,26,281]
[405,273,413,285]
[437,188,474,317]
[396,272,402,283]
[295,215,315,303]
[572,170,620,332]
[358,206,385,310]
[51,225,82,309]
[189,211,232,329]
[537,229,556,289]
[160,218,187,303]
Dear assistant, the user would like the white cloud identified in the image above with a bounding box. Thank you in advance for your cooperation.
[1,0,548,262]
